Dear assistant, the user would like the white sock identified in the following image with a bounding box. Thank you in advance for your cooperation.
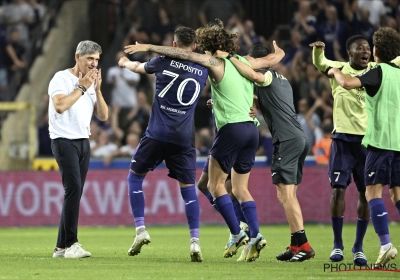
[136,226,145,232]
[381,243,391,251]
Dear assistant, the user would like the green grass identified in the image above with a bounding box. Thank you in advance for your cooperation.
[0,224,399,279]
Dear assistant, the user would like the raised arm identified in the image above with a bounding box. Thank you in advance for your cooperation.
[118,56,147,74]
[327,68,361,89]
[310,41,345,72]
[124,42,223,69]
[214,50,265,83]
[244,40,285,70]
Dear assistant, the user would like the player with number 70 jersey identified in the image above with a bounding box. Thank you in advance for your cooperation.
[144,56,208,146]
[118,27,208,262]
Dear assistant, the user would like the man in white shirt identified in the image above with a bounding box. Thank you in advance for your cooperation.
[357,0,386,28]
[107,51,140,109]
[48,40,108,259]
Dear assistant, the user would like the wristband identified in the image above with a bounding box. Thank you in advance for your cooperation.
[77,85,86,95]
[77,87,85,95]
[78,85,87,91]
[226,53,234,60]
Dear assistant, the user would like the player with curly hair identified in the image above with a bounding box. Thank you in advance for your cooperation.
[328,27,400,269]
[124,19,284,262]
[310,33,400,265]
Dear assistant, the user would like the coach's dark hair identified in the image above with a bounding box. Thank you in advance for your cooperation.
[346,35,368,51]
[248,44,271,58]
[373,27,400,62]
[195,18,238,54]
[174,27,196,47]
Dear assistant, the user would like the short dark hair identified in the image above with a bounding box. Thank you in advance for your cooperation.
[248,44,271,58]
[174,27,196,47]
[346,35,368,51]
[373,27,400,62]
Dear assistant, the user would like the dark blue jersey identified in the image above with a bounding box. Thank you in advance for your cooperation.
[144,56,208,146]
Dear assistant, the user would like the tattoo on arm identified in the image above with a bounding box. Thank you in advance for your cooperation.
[149,45,190,60]
[208,57,222,66]
[148,45,222,67]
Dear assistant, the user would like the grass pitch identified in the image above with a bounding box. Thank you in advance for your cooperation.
[0,224,399,279]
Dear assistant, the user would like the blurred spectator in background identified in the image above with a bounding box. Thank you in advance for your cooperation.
[291,0,317,47]
[0,21,8,99]
[90,0,122,54]
[151,7,175,45]
[107,51,140,129]
[354,8,375,48]
[3,28,27,88]
[281,30,303,67]
[89,120,100,149]
[91,129,118,158]
[312,122,333,165]
[198,0,242,27]
[123,27,151,62]
[103,132,140,166]
[384,0,399,20]
[130,0,159,35]
[194,81,213,130]
[297,98,322,153]
[3,0,34,49]
[318,5,347,60]
[27,0,46,37]
[357,0,386,28]
[126,89,151,134]
[195,127,213,156]
[235,19,264,55]
[37,94,51,156]
[311,0,328,23]
[299,64,332,119]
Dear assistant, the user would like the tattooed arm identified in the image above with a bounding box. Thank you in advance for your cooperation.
[124,42,223,68]
[124,42,225,82]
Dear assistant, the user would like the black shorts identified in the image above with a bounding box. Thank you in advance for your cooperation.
[271,137,308,185]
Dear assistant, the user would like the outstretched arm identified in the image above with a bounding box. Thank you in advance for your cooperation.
[118,56,146,74]
[244,40,285,70]
[310,41,345,72]
[124,42,223,68]
[214,50,265,83]
[328,68,361,89]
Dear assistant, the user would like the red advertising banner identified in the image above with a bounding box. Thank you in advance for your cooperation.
[0,167,399,227]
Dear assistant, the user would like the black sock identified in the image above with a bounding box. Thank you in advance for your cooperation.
[290,233,296,246]
[293,230,308,247]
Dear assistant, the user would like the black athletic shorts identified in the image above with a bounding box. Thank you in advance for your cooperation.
[271,136,308,185]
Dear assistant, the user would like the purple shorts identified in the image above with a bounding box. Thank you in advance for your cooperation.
[210,122,258,174]
[131,136,196,184]
[202,155,210,173]
[328,139,366,191]
[202,155,231,180]
[365,146,400,188]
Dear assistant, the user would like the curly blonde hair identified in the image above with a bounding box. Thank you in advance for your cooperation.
[195,19,239,55]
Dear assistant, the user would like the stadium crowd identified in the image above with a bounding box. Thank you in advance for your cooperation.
[7,0,400,165]
[0,0,66,101]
